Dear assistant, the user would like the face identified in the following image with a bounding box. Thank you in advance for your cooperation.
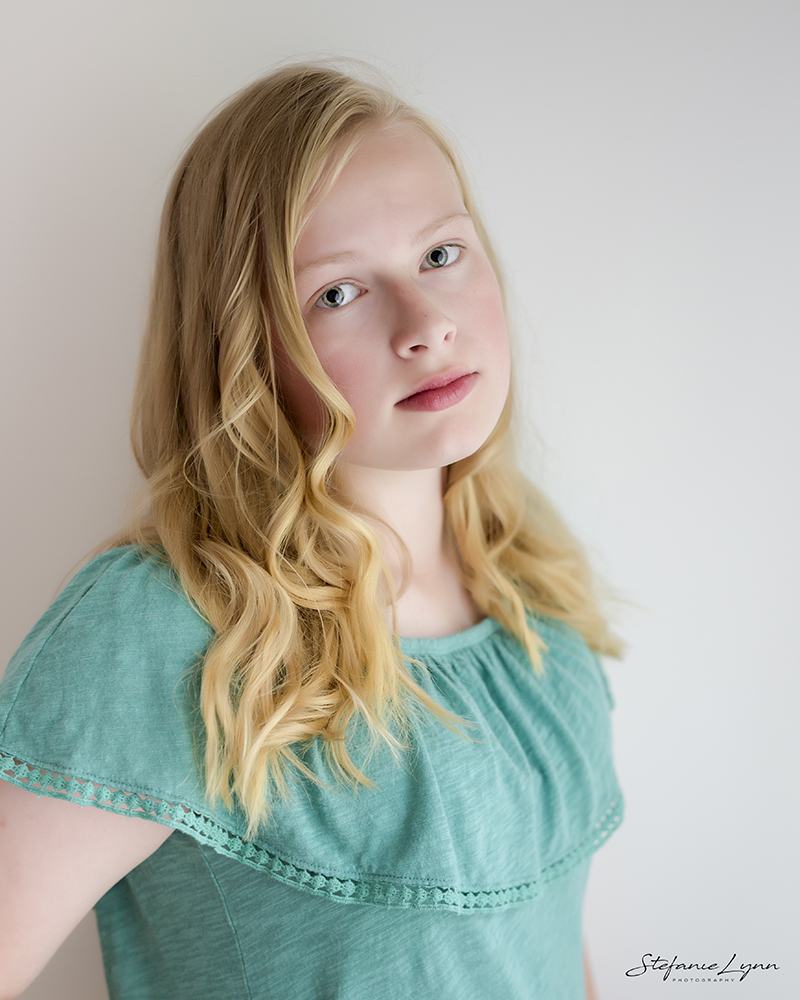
[283,125,510,474]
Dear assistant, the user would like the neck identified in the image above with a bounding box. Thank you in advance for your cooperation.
[337,463,482,637]
[339,463,444,568]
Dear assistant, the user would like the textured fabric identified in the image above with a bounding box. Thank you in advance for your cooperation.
[0,546,623,999]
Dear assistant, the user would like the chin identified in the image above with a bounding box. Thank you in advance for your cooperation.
[404,427,496,471]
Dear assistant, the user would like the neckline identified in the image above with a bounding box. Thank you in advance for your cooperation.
[399,616,501,656]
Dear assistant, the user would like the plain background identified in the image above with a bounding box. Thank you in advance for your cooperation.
[1,1,797,998]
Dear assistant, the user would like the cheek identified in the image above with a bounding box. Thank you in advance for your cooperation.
[471,277,510,382]
[313,345,379,421]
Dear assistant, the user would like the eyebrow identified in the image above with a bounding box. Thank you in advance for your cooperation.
[294,249,366,278]
[294,211,472,278]
[413,211,472,245]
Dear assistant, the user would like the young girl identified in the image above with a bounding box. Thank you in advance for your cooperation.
[0,63,622,999]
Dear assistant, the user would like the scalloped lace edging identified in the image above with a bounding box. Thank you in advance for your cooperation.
[1,749,622,912]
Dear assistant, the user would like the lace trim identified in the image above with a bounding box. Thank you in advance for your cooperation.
[1,749,622,912]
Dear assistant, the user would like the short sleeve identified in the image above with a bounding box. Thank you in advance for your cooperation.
[0,546,215,823]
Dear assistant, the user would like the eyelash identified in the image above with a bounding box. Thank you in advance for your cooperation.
[313,243,465,310]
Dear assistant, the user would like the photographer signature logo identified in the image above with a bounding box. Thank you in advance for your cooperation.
[626,953,780,983]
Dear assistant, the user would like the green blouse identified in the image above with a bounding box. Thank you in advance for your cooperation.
[0,547,622,999]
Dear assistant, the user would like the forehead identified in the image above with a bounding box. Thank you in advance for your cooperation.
[294,126,466,267]
[328,125,460,198]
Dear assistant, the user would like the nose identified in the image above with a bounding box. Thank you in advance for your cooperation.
[388,282,456,357]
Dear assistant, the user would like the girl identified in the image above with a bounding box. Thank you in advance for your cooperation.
[0,63,622,999]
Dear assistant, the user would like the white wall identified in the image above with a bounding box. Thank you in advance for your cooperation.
[2,1,797,997]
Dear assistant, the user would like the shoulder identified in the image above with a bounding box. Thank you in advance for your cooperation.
[1,546,212,724]
[0,546,214,807]
[10,545,206,657]
[530,614,616,711]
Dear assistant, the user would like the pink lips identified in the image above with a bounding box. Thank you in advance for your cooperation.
[396,371,478,412]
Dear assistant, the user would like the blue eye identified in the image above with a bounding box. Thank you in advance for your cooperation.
[315,282,360,309]
[423,244,461,269]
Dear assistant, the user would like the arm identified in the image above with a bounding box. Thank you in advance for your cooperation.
[584,944,598,1000]
[0,780,173,999]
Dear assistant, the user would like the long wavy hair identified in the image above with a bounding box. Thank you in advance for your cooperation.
[120,62,620,833]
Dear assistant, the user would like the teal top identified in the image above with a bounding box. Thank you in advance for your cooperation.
[0,547,622,999]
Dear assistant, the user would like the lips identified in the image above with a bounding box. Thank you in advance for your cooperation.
[403,369,474,399]
[396,370,478,412]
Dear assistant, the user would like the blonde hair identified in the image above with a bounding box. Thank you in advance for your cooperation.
[120,62,620,833]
